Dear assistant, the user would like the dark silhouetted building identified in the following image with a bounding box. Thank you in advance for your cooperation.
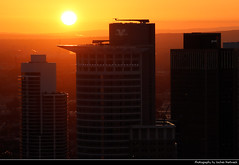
[184,33,221,49]
[171,33,239,159]
[59,19,156,159]
[19,55,68,159]
[130,120,177,159]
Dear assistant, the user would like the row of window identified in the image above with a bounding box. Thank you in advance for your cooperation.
[78,60,140,65]
[171,51,235,70]
[77,86,140,93]
[77,80,140,86]
[22,113,66,118]
[77,127,129,134]
[77,107,140,114]
[21,81,40,85]
[77,120,140,127]
[78,53,140,60]
[77,94,140,100]
[77,74,140,79]
[78,66,140,72]
[78,133,129,141]
[22,132,67,137]
[21,72,41,76]
[77,147,128,156]
[78,141,128,149]
[77,114,140,121]
[77,100,140,106]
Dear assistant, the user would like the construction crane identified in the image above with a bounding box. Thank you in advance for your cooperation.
[114,18,149,24]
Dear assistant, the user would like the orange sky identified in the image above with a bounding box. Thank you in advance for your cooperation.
[1,0,239,35]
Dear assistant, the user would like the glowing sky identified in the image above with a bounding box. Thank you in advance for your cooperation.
[1,0,239,34]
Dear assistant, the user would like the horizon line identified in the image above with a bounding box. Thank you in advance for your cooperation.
[0,26,239,39]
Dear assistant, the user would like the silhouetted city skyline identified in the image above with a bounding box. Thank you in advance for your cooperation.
[1,15,239,164]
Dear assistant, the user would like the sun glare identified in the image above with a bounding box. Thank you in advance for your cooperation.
[61,11,77,26]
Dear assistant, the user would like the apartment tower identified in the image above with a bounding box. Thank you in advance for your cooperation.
[20,55,68,159]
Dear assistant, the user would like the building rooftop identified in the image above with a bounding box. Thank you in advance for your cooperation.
[114,18,150,24]
[30,55,47,63]
[58,44,153,53]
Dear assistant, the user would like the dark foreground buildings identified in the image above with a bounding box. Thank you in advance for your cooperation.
[59,19,176,159]
[19,55,68,159]
[171,33,239,158]
[130,120,176,159]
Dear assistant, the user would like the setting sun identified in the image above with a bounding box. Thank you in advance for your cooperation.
[61,11,77,26]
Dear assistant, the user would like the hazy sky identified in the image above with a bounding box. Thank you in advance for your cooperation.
[1,0,239,34]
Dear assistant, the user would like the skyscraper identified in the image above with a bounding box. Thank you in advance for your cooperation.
[19,55,68,159]
[59,19,155,159]
[171,33,239,158]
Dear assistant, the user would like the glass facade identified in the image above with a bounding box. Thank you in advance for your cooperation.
[76,47,143,158]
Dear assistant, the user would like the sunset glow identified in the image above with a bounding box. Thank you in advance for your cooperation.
[1,0,239,161]
[0,0,238,34]
[61,11,77,26]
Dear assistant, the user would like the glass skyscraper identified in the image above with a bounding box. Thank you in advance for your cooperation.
[59,20,155,158]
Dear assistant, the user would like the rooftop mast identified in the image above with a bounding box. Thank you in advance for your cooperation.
[114,18,150,24]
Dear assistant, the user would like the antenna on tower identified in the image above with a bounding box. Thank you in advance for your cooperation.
[114,18,150,24]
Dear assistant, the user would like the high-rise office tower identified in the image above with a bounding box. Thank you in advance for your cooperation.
[19,55,68,159]
[59,19,155,159]
[171,33,239,158]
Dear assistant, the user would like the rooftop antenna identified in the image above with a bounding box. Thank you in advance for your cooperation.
[92,40,109,45]
[114,18,150,24]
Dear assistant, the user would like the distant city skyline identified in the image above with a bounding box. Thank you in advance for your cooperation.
[0,0,239,160]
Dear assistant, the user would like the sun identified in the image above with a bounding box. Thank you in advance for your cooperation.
[61,11,77,26]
